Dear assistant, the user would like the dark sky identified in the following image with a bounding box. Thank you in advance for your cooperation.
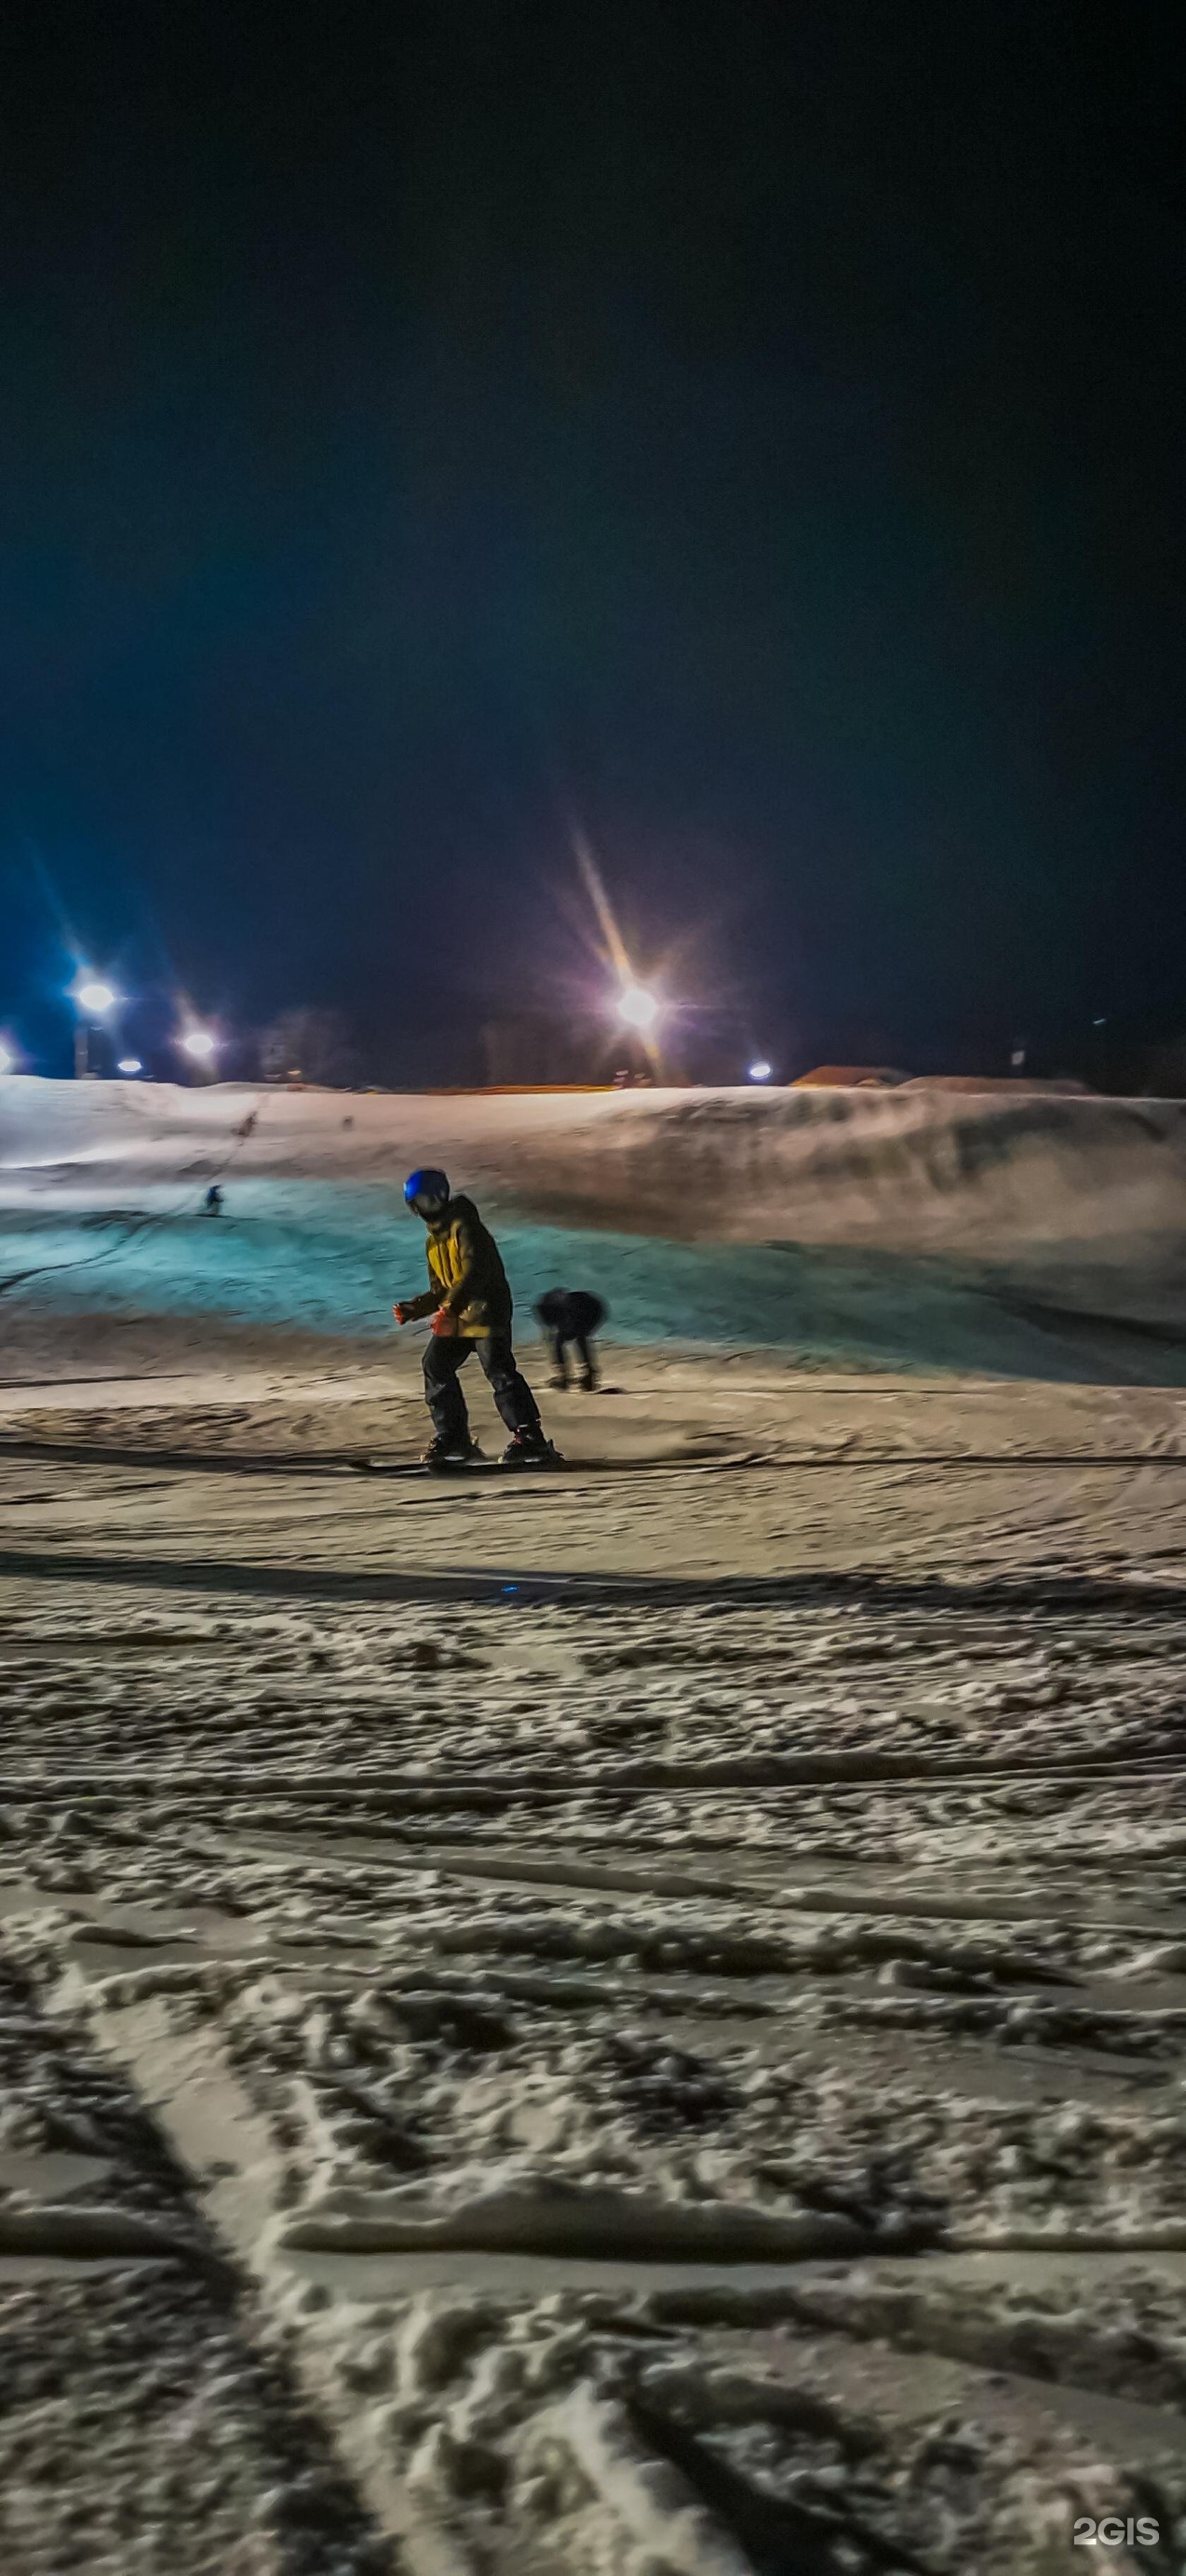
[1,1,1183,1081]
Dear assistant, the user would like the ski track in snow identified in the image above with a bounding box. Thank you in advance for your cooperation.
[4,1544,1186,2572]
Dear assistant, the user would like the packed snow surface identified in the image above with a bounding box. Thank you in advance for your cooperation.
[3,1076,1186,2571]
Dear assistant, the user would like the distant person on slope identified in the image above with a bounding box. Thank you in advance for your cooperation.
[534,1288,607,1391]
[393,1170,558,1469]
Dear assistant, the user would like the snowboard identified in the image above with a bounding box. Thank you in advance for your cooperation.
[354,1448,760,1479]
[357,1449,565,1477]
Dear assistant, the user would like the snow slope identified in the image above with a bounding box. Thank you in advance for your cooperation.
[2,1076,1184,1371]
[4,1074,1184,1250]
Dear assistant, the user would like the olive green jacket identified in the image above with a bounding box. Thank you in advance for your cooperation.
[400,1196,513,1337]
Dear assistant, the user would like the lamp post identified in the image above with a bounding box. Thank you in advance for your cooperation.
[613,982,663,1084]
[70,976,117,1079]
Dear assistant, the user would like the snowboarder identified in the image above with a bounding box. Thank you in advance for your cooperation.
[534,1288,607,1391]
[202,1185,223,1215]
[393,1169,559,1469]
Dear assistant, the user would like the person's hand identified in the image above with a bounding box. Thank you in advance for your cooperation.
[393,1302,412,1324]
[431,1306,460,1337]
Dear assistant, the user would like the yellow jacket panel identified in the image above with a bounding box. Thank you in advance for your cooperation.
[401,1196,513,1337]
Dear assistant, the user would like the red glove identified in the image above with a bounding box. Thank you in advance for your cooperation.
[431,1306,460,1337]
[393,1302,412,1324]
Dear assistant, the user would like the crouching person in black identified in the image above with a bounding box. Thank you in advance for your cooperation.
[534,1288,607,1392]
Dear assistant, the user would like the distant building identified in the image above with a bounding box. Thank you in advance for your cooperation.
[792,1065,909,1088]
[900,1074,1093,1094]
[480,1011,593,1086]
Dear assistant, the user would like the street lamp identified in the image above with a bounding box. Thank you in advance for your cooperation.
[616,984,659,1031]
[748,1060,773,1082]
[117,1057,143,1076]
[75,979,115,1015]
[180,1027,216,1060]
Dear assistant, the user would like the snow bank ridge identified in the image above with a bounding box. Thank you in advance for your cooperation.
[2,1074,1184,1256]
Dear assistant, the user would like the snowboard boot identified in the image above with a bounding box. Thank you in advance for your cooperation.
[422,1433,479,1470]
[502,1425,562,1469]
[547,1371,569,1391]
[577,1369,597,1392]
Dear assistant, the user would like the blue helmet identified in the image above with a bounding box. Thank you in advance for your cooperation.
[404,1167,451,1216]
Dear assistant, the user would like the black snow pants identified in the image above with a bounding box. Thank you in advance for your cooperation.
[547,1326,596,1383]
[423,1333,540,1444]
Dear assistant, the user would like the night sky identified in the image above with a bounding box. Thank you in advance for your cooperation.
[1,3,1182,1084]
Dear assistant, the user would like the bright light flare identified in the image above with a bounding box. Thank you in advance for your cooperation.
[616,983,659,1030]
[748,1060,773,1082]
[180,1027,217,1059]
[117,1057,143,1076]
[74,979,116,1016]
